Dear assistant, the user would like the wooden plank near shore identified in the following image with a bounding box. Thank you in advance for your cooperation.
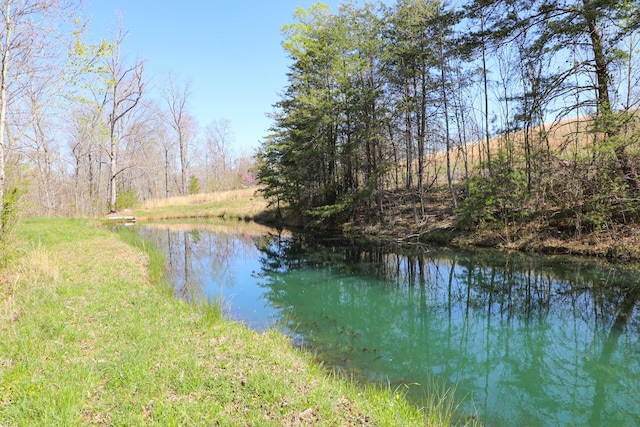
[105,216,136,223]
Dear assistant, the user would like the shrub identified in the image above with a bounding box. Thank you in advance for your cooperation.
[188,175,200,195]
[115,187,139,211]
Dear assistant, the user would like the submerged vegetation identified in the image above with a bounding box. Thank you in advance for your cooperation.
[0,217,472,425]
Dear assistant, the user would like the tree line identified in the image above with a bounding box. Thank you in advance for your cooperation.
[0,0,253,256]
[256,0,640,238]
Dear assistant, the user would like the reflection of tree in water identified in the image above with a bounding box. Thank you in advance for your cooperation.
[167,229,201,301]
[255,233,640,426]
[139,226,261,301]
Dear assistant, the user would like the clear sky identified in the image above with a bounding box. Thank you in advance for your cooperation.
[84,1,348,156]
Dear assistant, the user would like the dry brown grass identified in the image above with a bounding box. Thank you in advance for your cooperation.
[0,244,61,335]
[139,187,261,210]
[420,114,638,185]
[132,187,271,221]
[453,113,640,168]
[449,116,598,170]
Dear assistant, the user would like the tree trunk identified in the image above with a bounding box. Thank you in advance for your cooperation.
[481,12,492,177]
[110,130,117,211]
[164,147,170,197]
[583,0,638,193]
[0,1,12,232]
[179,131,187,195]
[583,0,610,117]
[439,8,456,209]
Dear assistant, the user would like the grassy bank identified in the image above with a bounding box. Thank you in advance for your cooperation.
[0,217,460,426]
[133,188,270,221]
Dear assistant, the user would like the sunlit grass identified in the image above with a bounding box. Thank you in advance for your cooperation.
[139,187,262,209]
[416,375,478,426]
[0,217,468,425]
[420,114,640,186]
[132,187,270,221]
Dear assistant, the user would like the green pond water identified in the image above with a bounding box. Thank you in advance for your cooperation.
[138,221,640,426]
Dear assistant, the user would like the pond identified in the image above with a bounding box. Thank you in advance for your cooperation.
[137,220,640,426]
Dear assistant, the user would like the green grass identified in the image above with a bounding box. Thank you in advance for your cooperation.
[0,217,469,426]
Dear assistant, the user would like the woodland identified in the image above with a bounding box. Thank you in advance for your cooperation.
[0,0,639,261]
[0,0,253,256]
[256,0,640,256]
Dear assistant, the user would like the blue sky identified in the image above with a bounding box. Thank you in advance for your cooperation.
[85,1,349,155]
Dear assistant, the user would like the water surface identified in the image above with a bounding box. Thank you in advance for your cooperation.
[138,221,640,426]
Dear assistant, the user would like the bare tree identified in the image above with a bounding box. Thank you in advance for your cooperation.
[103,24,145,212]
[140,101,173,199]
[204,117,235,190]
[160,73,195,196]
[18,25,73,216]
[65,19,111,215]
[0,0,74,230]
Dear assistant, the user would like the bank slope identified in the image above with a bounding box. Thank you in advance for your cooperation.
[0,217,445,426]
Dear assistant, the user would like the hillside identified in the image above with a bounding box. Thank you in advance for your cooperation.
[344,185,640,261]
[129,182,640,261]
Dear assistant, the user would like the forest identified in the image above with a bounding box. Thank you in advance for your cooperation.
[256,0,640,248]
[0,1,253,244]
[0,0,639,260]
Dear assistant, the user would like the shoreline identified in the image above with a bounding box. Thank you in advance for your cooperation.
[124,184,640,263]
[0,217,451,426]
[253,207,640,263]
[130,199,640,262]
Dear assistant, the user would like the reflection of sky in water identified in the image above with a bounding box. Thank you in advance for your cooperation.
[139,223,640,427]
[202,254,275,330]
